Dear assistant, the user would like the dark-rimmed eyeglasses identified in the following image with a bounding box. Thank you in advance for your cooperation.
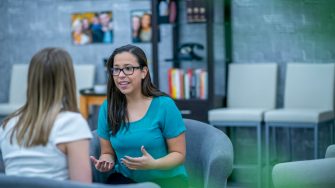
[110,66,142,76]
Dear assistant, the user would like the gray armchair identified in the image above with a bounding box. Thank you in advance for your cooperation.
[272,144,335,188]
[0,118,233,188]
[90,118,234,188]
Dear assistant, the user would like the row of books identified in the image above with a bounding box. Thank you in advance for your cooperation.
[168,68,208,99]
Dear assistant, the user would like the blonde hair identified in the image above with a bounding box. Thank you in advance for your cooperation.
[2,47,79,147]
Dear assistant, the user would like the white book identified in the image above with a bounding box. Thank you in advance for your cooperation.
[174,69,181,99]
[184,73,190,99]
[202,71,208,99]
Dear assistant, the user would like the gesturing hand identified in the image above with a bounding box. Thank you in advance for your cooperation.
[121,146,157,170]
[90,154,115,172]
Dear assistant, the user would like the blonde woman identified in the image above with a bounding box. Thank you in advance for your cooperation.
[0,48,92,183]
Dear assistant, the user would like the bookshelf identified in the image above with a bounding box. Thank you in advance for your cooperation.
[151,0,222,122]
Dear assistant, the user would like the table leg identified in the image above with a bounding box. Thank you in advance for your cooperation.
[80,95,89,119]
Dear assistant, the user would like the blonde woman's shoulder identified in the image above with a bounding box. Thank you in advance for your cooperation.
[55,111,88,127]
[50,111,92,142]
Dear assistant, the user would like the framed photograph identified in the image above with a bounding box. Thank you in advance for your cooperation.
[131,10,152,43]
[71,11,113,45]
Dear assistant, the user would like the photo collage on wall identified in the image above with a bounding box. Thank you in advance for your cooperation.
[71,7,158,44]
[71,11,113,45]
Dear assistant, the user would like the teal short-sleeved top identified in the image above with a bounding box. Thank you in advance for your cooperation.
[97,96,188,182]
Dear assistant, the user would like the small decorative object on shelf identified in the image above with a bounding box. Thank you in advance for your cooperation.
[186,0,207,23]
[165,43,204,62]
[157,0,177,24]
[178,43,204,61]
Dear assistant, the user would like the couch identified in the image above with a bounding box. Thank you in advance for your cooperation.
[272,144,335,188]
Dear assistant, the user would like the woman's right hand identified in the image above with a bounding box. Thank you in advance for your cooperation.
[90,154,115,172]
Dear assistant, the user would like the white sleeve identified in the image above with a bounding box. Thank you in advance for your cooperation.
[51,112,93,145]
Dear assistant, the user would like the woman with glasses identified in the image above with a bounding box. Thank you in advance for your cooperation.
[90,44,188,188]
[0,48,92,183]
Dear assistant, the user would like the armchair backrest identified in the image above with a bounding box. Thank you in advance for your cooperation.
[184,119,233,188]
[325,144,335,158]
[73,64,95,99]
[227,63,278,109]
[9,64,29,104]
[284,63,335,109]
[90,131,113,183]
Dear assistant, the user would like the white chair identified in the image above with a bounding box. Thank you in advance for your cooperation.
[0,64,29,116]
[73,64,96,120]
[208,63,278,188]
[73,64,96,100]
[264,63,335,187]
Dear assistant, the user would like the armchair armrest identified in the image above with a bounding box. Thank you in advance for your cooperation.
[184,119,233,188]
[89,131,113,183]
[272,158,335,188]
[325,144,335,158]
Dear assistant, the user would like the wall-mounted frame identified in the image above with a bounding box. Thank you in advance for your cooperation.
[71,11,113,45]
[131,10,152,43]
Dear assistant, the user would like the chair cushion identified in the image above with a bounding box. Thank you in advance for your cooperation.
[0,104,24,115]
[208,108,268,122]
[264,109,334,123]
[9,65,28,104]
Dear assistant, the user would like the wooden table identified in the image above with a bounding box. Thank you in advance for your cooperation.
[79,88,106,119]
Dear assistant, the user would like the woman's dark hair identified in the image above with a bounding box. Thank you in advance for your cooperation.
[106,44,166,135]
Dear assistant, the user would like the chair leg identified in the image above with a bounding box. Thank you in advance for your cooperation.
[272,127,277,163]
[257,124,262,188]
[288,128,292,161]
[331,121,334,144]
[314,126,318,159]
[265,124,271,188]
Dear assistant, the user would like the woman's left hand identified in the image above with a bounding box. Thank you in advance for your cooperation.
[121,146,157,170]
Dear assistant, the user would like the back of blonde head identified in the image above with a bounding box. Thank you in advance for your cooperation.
[3,47,78,147]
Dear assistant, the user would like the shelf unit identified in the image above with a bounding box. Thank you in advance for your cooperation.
[151,0,219,123]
